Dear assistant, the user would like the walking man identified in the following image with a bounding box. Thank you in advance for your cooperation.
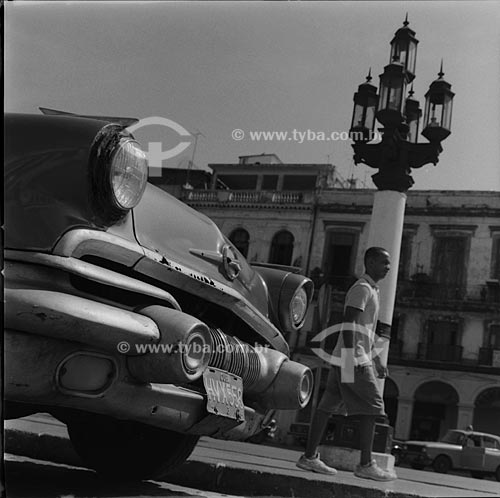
[296,247,396,481]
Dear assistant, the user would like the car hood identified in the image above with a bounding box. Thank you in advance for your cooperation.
[133,183,269,315]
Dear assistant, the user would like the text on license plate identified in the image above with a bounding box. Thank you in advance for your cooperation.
[203,367,244,421]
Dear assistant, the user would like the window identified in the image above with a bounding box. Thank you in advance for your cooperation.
[488,323,500,349]
[269,230,294,265]
[261,175,278,190]
[282,175,316,190]
[432,236,467,299]
[399,233,412,280]
[421,318,462,362]
[482,436,500,450]
[427,319,459,346]
[217,174,258,190]
[229,228,250,258]
[323,232,356,290]
[491,237,500,280]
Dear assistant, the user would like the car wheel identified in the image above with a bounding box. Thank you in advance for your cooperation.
[410,463,425,470]
[495,465,500,482]
[67,414,199,481]
[432,455,452,474]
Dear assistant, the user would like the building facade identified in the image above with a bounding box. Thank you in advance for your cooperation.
[158,157,500,444]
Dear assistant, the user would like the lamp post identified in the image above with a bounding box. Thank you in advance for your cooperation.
[333,16,454,460]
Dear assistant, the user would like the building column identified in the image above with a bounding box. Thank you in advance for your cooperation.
[456,403,475,430]
[394,397,414,440]
[256,174,264,191]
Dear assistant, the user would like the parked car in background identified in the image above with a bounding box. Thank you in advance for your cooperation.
[391,438,405,467]
[4,111,314,481]
[400,429,500,480]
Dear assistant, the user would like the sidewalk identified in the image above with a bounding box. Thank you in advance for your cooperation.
[5,414,500,498]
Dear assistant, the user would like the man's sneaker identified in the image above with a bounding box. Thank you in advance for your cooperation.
[354,459,397,481]
[296,453,337,475]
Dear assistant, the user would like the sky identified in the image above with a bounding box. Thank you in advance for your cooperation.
[5,1,500,191]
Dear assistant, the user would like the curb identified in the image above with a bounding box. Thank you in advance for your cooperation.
[4,427,416,498]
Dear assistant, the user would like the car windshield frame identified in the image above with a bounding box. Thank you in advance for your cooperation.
[440,430,466,445]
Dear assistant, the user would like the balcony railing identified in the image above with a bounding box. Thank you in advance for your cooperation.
[417,343,463,362]
[181,189,311,205]
[397,280,500,305]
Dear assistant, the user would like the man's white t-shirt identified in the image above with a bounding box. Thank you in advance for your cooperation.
[332,274,380,366]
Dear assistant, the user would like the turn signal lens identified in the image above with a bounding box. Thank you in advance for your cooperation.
[182,330,210,375]
[110,139,148,209]
[290,287,308,326]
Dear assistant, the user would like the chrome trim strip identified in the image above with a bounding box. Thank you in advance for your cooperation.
[5,249,181,310]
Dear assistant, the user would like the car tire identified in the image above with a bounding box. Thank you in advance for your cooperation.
[67,414,199,481]
[432,455,452,474]
[495,465,500,482]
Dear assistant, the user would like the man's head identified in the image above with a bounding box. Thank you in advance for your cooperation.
[364,247,391,283]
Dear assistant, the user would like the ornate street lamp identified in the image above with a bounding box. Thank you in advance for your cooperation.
[351,17,455,191]
[349,70,379,142]
[404,85,422,143]
[377,62,407,128]
[345,16,455,446]
[422,63,455,143]
[389,14,418,83]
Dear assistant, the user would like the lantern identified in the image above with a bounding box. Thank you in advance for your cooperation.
[389,15,419,83]
[422,64,455,143]
[404,86,422,143]
[349,70,379,142]
[376,62,406,127]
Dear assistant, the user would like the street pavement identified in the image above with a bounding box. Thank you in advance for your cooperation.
[4,414,500,498]
[4,453,244,498]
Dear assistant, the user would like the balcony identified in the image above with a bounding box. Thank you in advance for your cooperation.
[181,189,312,205]
[417,343,463,363]
[396,279,500,310]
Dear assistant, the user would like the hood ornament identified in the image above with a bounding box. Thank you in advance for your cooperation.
[189,244,241,281]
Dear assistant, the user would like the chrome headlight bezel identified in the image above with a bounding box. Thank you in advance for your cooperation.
[89,124,148,225]
[278,275,314,332]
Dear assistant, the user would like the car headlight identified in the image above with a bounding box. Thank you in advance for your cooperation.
[290,287,308,326]
[110,138,148,210]
[89,124,148,225]
[278,275,313,332]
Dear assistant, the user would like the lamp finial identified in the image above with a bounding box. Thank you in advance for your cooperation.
[366,68,372,82]
[404,13,409,26]
[438,59,444,78]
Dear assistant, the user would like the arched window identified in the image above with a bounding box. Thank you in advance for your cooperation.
[229,228,250,258]
[269,230,294,265]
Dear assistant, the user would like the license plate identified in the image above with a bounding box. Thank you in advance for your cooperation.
[203,367,245,422]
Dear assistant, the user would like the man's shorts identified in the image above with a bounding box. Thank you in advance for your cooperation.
[317,365,385,417]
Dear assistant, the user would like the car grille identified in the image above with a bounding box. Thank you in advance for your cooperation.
[208,327,261,389]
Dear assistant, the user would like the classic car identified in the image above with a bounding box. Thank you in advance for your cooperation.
[400,429,500,480]
[4,111,314,480]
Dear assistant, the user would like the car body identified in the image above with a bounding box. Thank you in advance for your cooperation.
[4,112,314,480]
[400,429,500,480]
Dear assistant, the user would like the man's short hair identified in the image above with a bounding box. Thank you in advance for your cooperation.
[364,247,388,266]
